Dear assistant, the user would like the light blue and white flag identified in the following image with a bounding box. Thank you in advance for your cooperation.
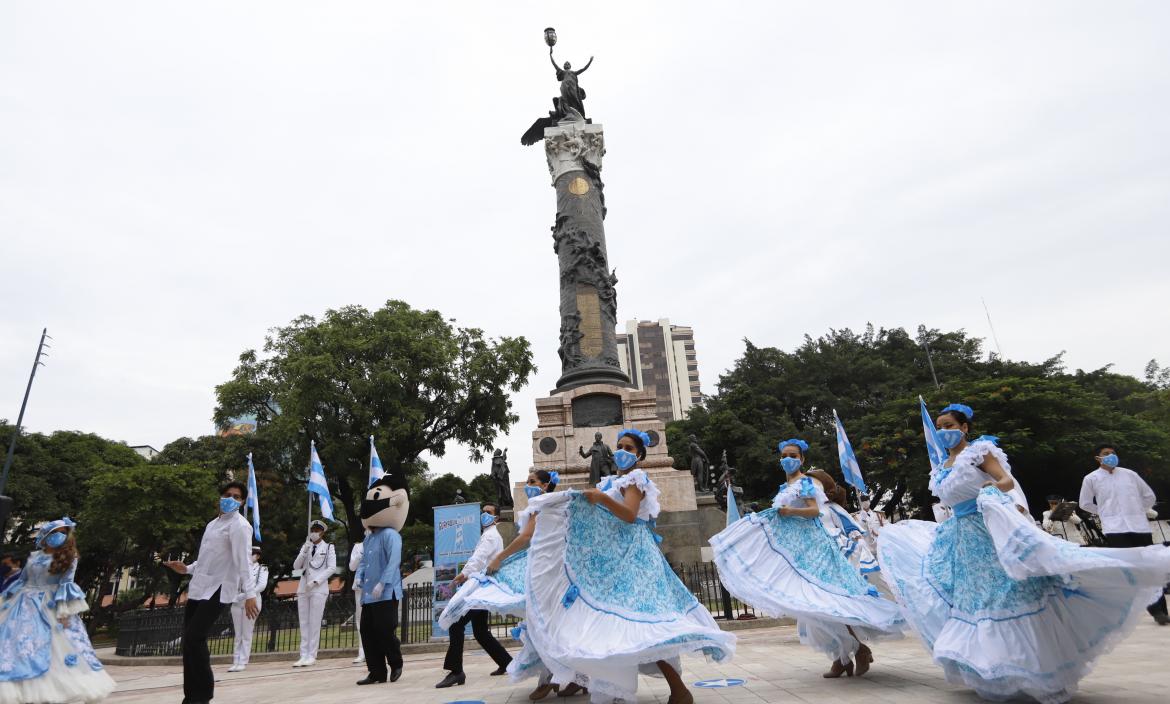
[307,441,335,521]
[725,482,741,526]
[245,453,261,542]
[368,435,386,488]
[833,410,867,494]
[920,396,946,473]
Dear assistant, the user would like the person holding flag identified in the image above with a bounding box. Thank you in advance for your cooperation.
[293,441,337,668]
[710,437,903,679]
[228,546,269,672]
[879,402,1170,703]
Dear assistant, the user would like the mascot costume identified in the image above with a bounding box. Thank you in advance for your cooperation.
[354,469,409,686]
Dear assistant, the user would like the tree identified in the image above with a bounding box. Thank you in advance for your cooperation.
[467,473,499,505]
[213,300,535,546]
[670,326,1170,517]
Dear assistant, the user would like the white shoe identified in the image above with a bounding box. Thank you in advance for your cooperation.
[352,656,366,664]
[302,658,317,667]
[227,664,246,673]
[292,659,307,667]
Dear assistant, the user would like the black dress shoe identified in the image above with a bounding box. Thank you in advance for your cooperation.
[490,664,509,676]
[390,667,403,682]
[435,671,466,688]
[356,676,386,685]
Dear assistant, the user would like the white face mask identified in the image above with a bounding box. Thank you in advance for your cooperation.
[251,554,260,563]
[309,533,323,543]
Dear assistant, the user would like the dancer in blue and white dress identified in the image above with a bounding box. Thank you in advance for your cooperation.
[879,403,1170,704]
[0,518,116,704]
[711,439,903,678]
[807,469,881,578]
[512,429,735,704]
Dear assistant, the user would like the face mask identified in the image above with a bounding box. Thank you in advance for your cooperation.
[251,555,260,563]
[309,533,323,543]
[45,531,68,549]
[779,457,802,474]
[480,512,496,527]
[1100,454,1119,468]
[936,428,964,450]
[524,485,543,499]
[219,497,242,514]
[614,449,638,471]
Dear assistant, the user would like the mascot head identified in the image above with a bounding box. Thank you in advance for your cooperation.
[360,466,409,532]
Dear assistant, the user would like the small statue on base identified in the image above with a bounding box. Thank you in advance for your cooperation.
[688,434,711,493]
[521,27,595,145]
[578,432,616,485]
[489,449,514,508]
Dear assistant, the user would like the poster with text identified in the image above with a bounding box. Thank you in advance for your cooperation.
[431,501,480,638]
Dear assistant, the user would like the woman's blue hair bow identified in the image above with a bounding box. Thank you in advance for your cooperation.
[617,428,652,448]
[548,470,560,484]
[778,438,809,453]
[941,403,974,419]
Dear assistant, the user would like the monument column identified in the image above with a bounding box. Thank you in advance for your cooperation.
[545,122,630,393]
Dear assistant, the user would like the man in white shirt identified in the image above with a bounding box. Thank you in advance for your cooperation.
[435,503,513,688]
[164,481,258,704]
[293,519,337,666]
[228,547,269,672]
[852,495,886,554]
[349,533,368,664]
[1079,444,1167,624]
[1041,495,1086,545]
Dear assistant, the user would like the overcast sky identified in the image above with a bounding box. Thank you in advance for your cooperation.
[2,2,1168,483]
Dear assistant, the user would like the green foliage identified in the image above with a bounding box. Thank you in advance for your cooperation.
[670,326,1170,516]
[467,473,499,505]
[399,522,433,568]
[213,300,534,546]
[408,473,473,526]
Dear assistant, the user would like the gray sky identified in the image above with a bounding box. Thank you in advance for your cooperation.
[2,2,1168,484]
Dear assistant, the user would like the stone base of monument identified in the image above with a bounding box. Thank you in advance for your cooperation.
[512,383,729,563]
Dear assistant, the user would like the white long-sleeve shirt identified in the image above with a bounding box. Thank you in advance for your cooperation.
[349,542,364,592]
[460,524,503,577]
[186,512,256,604]
[294,540,337,594]
[1079,466,1157,534]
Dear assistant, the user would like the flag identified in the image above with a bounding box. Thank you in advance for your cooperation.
[833,410,867,494]
[725,482,741,526]
[368,435,386,487]
[920,396,945,472]
[307,441,335,521]
[245,453,261,542]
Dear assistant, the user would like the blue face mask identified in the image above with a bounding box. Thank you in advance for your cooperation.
[1100,454,1119,468]
[45,531,68,549]
[480,512,496,527]
[219,497,242,514]
[936,428,965,450]
[524,485,543,499]
[779,457,803,474]
[614,449,638,471]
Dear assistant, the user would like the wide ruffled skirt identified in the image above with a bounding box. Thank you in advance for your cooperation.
[438,550,528,630]
[508,492,734,701]
[0,589,115,704]
[710,507,904,664]
[879,486,1170,704]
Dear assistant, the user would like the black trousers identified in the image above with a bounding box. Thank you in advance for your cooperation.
[182,590,225,703]
[360,599,403,679]
[1105,532,1168,616]
[443,608,512,673]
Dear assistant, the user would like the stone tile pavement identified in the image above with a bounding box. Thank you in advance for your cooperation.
[104,621,1170,704]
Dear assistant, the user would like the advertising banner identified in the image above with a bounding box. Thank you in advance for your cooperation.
[431,501,481,638]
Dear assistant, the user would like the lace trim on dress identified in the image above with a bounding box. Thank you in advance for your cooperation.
[611,469,661,520]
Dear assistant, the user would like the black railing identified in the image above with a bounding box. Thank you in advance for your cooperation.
[115,563,756,657]
[114,584,519,657]
[673,562,756,621]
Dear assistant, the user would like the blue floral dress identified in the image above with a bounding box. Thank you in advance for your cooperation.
[710,476,904,665]
[879,440,1170,704]
[509,470,735,702]
[0,552,115,703]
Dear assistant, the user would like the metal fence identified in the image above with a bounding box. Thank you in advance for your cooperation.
[115,563,754,657]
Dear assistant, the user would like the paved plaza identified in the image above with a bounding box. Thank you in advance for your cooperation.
[103,621,1169,704]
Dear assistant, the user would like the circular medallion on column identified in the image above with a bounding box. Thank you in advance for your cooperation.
[539,437,558,455]
[646,430,660,447]
[568,176,590,195]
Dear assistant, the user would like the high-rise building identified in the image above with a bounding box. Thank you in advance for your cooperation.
[615,319,702,422]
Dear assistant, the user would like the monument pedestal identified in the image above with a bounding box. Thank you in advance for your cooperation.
[513,382,709,563]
